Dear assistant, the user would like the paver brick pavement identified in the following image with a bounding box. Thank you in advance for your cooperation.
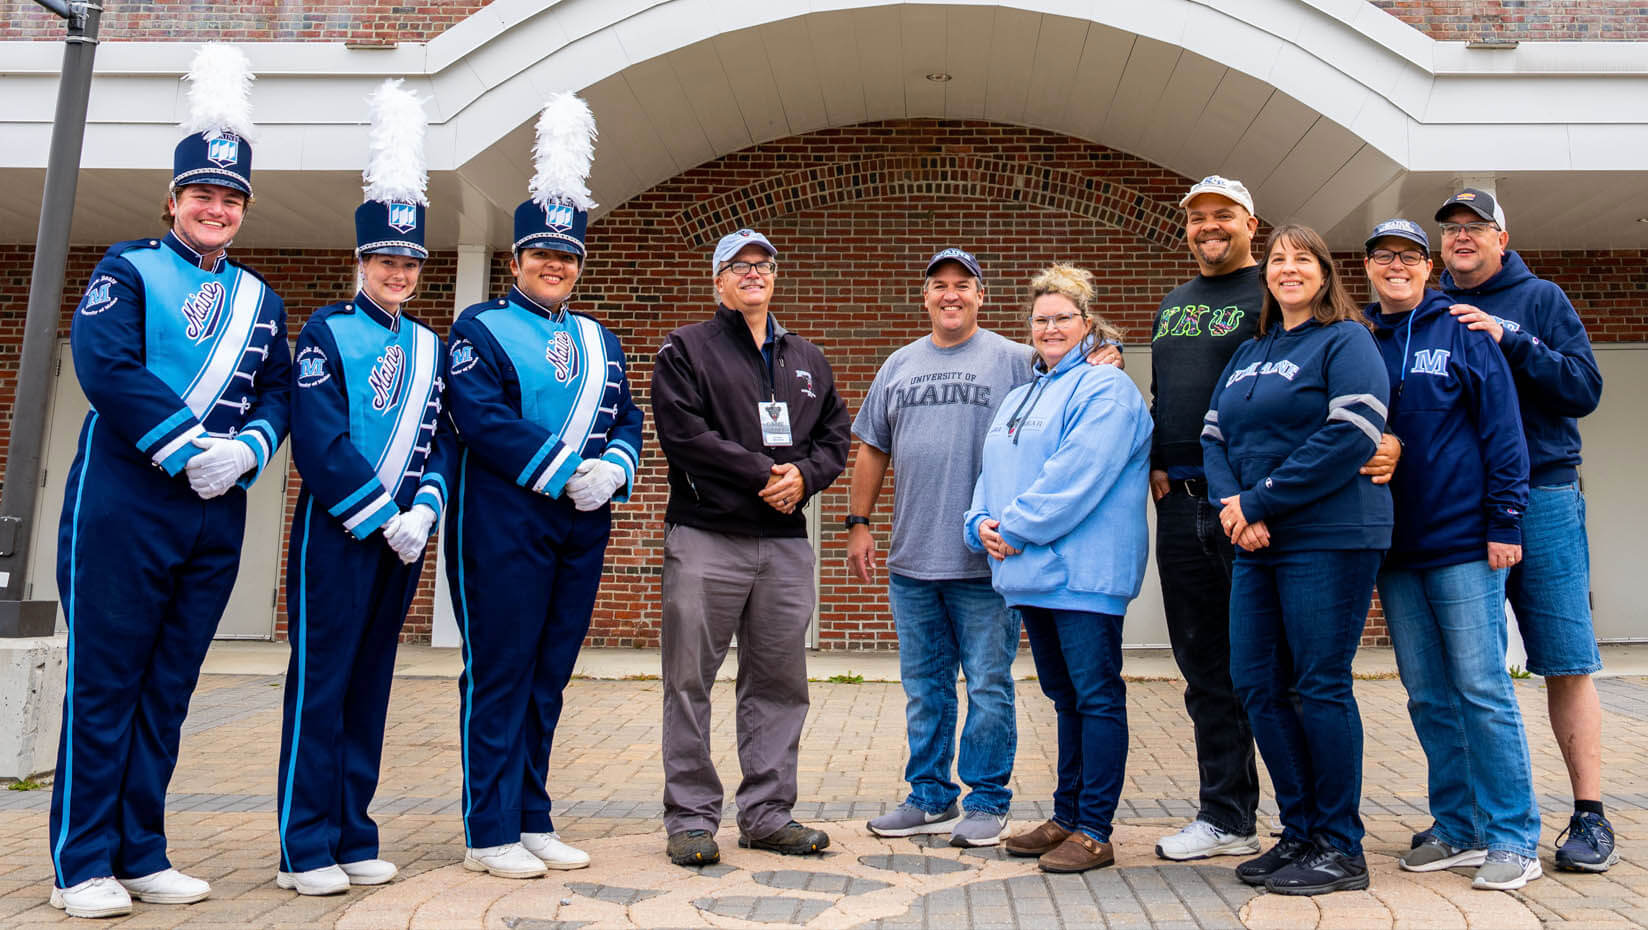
[0,669,1643,927]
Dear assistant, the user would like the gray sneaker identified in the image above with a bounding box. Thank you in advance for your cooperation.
[1401,834,1486,872]
[867,802,961,837]
[1472,850,1542,891]
[949,811,1008,848]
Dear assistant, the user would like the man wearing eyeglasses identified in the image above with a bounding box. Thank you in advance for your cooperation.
[1434,188,1612,874]
[651,228,851,868]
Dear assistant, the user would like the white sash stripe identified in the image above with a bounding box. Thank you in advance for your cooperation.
[555,317,609,461]
[373,326,439,495]
[152,426,207,467]
[183,271,265,418]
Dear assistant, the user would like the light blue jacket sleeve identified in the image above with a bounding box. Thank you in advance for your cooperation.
[993,371,1151,550]
[963,471,990,553]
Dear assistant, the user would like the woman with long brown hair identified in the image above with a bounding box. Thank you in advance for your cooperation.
[1200,225,1392,895]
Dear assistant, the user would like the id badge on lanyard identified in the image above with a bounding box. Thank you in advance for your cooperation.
[759,401,793,447]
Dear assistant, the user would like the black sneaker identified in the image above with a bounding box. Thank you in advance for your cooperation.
[738,821,830,856]
[1235,835,1312,886]
[1264,842,1370,895]
[1555,811,1620,873]
[667,829,720,866]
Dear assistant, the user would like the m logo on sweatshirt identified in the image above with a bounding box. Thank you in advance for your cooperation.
[1410,349,1451,377]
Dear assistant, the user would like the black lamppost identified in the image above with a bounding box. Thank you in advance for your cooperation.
[0,1,103,636]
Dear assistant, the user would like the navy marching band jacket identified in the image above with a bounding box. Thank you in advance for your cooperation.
[292,291,454,535]
[71,231,291,483]
[447,285,643,499]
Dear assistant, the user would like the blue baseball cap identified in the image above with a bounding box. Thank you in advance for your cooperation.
[1364,218,1430,253]
[712,228,777,273]
[924,247,983,280]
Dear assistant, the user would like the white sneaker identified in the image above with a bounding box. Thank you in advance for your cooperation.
[50,877,133,918]
[275,864,350,896]
[339,858,399,885]
[463,843,548,879]
[117,867,211,904]
[1154,819,1261,861]
[521,832,590,870]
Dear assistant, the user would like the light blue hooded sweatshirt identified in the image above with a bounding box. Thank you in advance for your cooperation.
[963,339,1154,615]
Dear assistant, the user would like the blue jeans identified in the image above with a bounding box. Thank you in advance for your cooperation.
[1508,483,1601,677]
[1379,560,1541,857]
[1229,548,1380,857]
[1020,607,1127,843]
[889,574,1020,815]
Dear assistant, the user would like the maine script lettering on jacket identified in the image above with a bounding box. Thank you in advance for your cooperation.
[1224,358,1302,387]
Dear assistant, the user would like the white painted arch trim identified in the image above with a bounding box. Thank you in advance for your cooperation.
[3,0,1648,178]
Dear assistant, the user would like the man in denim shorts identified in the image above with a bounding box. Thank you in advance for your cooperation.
[1435,188,1614,873]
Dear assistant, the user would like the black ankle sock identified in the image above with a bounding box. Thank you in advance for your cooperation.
[1575,799,1605,817]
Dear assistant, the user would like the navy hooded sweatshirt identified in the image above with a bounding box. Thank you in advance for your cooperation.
[1440,251,1602,486]
[1367,289,1529,569]
[1201,318,1392,553]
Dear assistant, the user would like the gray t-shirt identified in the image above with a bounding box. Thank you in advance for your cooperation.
[852,328,1034,580]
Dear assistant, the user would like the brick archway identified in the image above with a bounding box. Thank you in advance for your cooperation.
[672,155,1186,253]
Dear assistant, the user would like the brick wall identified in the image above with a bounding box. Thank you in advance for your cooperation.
[3,120,1646,649]
[6,2,1648,43]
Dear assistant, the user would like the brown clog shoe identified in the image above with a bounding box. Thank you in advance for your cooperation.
[1038,832,1114,873]
[1003,819,1071,857]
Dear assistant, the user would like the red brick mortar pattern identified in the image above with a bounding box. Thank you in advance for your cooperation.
[2,122,1645,649]
[5,1,1648,42]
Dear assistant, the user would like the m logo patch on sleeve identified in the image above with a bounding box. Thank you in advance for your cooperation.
[450,338,479,375]
[78,275,117,315]
[296,345,331,388]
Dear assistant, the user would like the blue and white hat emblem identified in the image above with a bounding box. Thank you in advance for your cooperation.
[543,202,576,230]
[386,201,419,234]
[206,135,241,168]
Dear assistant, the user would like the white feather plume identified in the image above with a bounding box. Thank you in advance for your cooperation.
[528,92,597,211]
[362,79,429,206]
[181,43,256,140]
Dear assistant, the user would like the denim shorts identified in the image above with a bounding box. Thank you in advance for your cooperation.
[1507,482,1602,677]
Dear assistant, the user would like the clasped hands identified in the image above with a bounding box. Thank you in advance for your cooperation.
[759,462,805,514]
[1217,496,1270,552]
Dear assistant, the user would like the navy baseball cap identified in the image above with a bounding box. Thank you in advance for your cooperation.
[1364,218,1429,254]
[1435,188,1507,230]
[924,247,983,280]
[712,228,777,273]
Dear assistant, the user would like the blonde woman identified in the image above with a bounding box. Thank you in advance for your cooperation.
[963,265,1153,873]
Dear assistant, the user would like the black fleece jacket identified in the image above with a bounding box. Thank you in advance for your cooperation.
[651,304,850,537]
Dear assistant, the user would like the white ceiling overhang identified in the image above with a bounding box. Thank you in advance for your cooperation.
[2,0,1646,250]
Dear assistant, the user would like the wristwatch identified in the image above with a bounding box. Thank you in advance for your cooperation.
[843,515,870,531]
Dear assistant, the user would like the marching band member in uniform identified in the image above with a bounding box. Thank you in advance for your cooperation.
[49,45,291,919]
[275,79,453,896]
[445,93,643,878]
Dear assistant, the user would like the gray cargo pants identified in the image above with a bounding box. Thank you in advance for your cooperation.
[660,523,815,838]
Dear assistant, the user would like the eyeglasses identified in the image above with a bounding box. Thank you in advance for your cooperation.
[1368,249,1428,266]
[1029,313,1082,330]
[1438,221,1500,239]
[720,260,777,276]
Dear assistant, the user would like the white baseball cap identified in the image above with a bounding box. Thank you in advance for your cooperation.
[1179,175,1255,215]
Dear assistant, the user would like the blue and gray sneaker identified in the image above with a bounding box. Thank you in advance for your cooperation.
[1555,811,1620,872]
[866,802,962,837]
[1400,829,1486,872]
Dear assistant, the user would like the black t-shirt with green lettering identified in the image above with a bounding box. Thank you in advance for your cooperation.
[1149,264,1263,476]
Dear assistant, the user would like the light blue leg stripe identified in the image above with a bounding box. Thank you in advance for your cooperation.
[456,452,475,847]
[52,414,95,885]
[277,499,313,872]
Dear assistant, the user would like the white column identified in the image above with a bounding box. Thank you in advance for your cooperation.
[432,242,493,648]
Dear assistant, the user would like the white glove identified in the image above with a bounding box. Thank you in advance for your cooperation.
[563,459,627,512]
[185,436,256,499]
[382,504,436,564]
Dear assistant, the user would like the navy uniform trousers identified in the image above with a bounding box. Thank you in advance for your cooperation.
[275,489,423,873]
[50,420,246,888]
[445,454,609,848]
